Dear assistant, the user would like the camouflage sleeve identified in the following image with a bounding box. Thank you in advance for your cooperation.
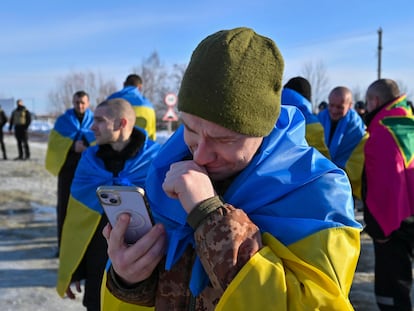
[106,265,158,306]
[188,196,262,294]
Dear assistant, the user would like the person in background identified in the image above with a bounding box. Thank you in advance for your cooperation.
[318,86,367,199]
[8,99,31,160]
[102,27,361,310]
[45,90,95,253]
[363,78,414,311]
[0,105,7,160]
[318,101,328,113]
[282,76,330,158]
[56,98,160,311]
[354,100,367,123]
[108,74,157,141]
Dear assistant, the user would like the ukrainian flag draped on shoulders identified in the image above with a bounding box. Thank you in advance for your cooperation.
[318,107,367,198]
[282,88,330,158]
[145,106,362,310]
[57,131,160,300]
[108,86,157,141]
[45,108,95,176]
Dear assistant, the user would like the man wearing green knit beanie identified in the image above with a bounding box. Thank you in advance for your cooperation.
[178,27,284,137]
[104,27,361,311]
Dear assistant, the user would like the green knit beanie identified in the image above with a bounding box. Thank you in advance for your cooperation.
[178,27,284,136]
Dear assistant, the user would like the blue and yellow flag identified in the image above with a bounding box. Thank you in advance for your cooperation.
[45,108,95,176]
[282,88,330,158]
[318,107,365,168]
[318,108,367,198]
[108,86,157,141]
[146,106,362,297]
[57,133,160,298]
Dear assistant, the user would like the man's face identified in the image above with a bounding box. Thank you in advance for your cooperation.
[328,93,352,121]
[181,112,263,182]
[73,95,90,114]
[91,106,121,145]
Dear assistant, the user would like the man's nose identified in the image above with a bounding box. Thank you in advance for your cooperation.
[192,140,215,165]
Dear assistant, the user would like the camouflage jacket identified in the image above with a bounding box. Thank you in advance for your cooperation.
[106,196,261,310]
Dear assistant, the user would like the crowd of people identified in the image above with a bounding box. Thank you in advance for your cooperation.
[2,26,413,311]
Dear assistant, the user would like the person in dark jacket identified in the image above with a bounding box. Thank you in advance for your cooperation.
[9,99,31,160]
[45,91,95,253]
[108,74,157,141]
[363,78,414,311]
[0,105,7,160]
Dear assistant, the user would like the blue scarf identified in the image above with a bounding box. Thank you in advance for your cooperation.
[108,86,154,109]
[282,88,320,125]
[55,108,95,143]
[71,132,160,213]
[318,108,365,168]
[146,106,361,295]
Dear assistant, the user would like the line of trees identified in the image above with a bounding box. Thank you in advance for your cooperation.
[47,52,186,130]
[48,53,412,122]
[299,60,412,113]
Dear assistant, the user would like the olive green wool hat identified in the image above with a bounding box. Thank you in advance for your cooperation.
[178,27,284,136]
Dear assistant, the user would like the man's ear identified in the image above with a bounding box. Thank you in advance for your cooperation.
[119,118,127,129]
[114,118,127,130]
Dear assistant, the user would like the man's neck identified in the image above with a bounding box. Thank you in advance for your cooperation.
[110,137,131,152]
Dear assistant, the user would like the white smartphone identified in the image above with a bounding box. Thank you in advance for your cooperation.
[96,185,154,244]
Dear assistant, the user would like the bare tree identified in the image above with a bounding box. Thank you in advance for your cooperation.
[170,63,187,94]
[131,51,186,129]
[47,52,186,131]
[48,71,117,115]
[301,60,330,113]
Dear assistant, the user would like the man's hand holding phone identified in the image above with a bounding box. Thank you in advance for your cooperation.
[97,186,154,244]
[102,214,167,285]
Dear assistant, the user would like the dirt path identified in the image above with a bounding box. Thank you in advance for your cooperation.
[0,134,84,311]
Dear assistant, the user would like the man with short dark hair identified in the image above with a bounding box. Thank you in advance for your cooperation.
[57,98,160,311]
[46,90,95,252]
[282,76,329,158]
[108,73,157,141]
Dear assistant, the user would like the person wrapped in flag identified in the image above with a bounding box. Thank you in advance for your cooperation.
[363,79,414,310]
[318,86,368,199]
[45,90,95,250]
[56,98,160,311]
[282,76,330,158]
[108,73,157,141]
[101,27,362,311]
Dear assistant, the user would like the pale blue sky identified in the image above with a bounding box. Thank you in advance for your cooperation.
[1,0,413,114]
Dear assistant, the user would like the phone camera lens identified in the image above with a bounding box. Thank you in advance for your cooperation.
[100,193,109,199]
[109,198,118,204]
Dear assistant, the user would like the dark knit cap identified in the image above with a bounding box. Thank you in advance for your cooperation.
[284,76,311,102]
[178,27,284,137]
[354,100,366,109]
